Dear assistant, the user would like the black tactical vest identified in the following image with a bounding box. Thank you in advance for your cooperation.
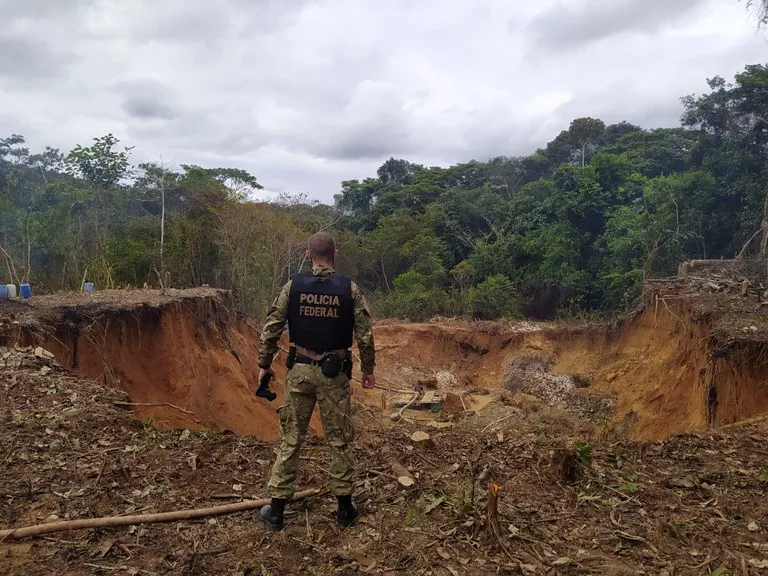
[287,273,354,353]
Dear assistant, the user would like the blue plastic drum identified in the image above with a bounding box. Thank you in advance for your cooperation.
[20,283,32,299]
[84,282,95,292]
[0,284,7,299]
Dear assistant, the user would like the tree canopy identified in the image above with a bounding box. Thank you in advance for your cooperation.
[1,62,767,321]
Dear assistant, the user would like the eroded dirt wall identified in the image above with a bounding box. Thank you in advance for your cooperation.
[6,290,766,443]
[375,307,768,442]
[15,297,323,440]
[708,343,768,428]
[551,307,712,440]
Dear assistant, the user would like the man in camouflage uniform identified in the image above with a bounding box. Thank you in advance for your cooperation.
[257,232,376,531]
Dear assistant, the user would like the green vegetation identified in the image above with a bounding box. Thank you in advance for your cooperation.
[1,63,767,321]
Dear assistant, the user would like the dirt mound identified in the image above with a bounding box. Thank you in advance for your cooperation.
[0,289,302,440]
[501,355,615,423]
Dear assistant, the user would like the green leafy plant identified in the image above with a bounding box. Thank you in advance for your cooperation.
[573,441,594,467]
[618,481,639,493]
[424,495,446,514]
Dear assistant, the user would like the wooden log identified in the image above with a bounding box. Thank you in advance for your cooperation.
[390,461,415,487]
[0,489,320,541]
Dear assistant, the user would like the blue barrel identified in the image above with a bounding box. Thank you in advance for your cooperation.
[0,285,7,299]
[84,282,95,292]
[20,283,32,299]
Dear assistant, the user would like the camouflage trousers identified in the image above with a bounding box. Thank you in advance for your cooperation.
[267,364,355,498]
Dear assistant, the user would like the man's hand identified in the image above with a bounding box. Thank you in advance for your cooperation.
[361,373,376,390]
[256,367,277,402]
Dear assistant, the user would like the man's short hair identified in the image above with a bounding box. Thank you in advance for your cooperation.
[308,232,336,261]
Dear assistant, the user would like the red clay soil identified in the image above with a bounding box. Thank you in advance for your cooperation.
[3,278,768,446]
[0,289,317,441]
[371,285,768,442]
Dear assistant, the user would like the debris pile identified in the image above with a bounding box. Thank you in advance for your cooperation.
[500,354,616,422]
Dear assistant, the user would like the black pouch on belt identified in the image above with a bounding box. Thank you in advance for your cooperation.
[286,346,296,369]
[320,353,342,378]
[343,349,353,379]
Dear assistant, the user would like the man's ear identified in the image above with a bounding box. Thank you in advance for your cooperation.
[306,249,311,261]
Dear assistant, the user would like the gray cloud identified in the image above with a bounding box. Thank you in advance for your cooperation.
[127,4,233,45]
[122,96,177,120]
[0,36,68,83]
[0,0,764,202]
[527,0,708,50]
[117,80,179,120]
[0,0,94,19]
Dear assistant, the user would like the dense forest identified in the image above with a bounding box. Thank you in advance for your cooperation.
[1,63,767,321]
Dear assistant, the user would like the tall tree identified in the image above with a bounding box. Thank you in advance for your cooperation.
[745,0,768,24]
[568,117,606,167]
[136,160,180,280]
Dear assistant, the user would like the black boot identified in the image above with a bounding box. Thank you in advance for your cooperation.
[259,498,286,531]
[336,495,358,528]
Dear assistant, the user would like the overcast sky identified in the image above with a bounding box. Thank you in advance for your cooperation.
[0,0,765,202]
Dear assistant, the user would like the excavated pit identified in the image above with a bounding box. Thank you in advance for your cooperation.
[0,289,304,440]
[1,276,766,443]
[371,280,768,441]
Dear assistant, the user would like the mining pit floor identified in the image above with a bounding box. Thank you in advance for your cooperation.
[1,279,768,575]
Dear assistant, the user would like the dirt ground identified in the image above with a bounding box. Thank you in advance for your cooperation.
[2,345,768,575]
[1,274,768,575]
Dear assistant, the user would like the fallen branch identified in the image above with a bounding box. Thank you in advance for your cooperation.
[367,469,400,482]
[112,401,194,415]
[735,228,761,260]
[481,413,515,433]
[0,489,320,541]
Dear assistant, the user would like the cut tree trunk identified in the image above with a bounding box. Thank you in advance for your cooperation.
[0,489,320,541]
[486,482,503,541]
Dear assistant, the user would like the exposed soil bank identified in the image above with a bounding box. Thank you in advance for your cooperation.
[0,289,298,440]
[552,304,768,440]
[2,278,766,443]
[373,299,768,441]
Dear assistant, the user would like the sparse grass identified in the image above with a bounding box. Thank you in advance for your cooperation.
[618,481,640,493]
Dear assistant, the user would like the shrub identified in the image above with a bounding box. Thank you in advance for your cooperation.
[471,275,518,319]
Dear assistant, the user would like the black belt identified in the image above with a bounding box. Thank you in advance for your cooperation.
[294,354,324,366]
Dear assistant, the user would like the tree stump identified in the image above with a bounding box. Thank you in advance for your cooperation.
[410,431,434,449]
[550,446,582,484]
[486,482,503,542]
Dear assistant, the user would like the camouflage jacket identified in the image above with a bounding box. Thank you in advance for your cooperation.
[258,265,376,374]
